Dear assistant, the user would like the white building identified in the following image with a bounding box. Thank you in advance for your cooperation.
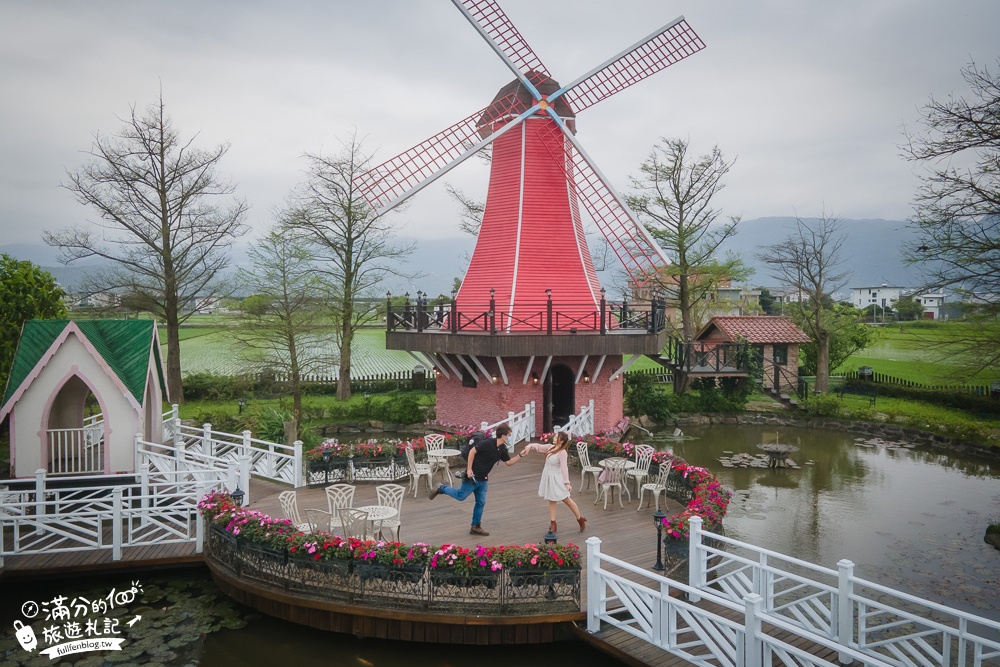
[906,287,946,320]
[850,284,905,312]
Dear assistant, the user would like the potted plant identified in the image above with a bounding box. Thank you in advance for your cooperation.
[304,439,352,485]
[354,540,431,584]
[497,542,581,588]
[428,543,502,590]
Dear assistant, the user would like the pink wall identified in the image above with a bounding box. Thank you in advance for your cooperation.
[435,355,624,435]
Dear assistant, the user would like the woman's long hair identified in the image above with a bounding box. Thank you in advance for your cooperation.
[547,431,571,457]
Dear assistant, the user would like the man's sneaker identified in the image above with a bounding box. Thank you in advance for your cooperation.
[469,525,490,536]
[429,485,443,500]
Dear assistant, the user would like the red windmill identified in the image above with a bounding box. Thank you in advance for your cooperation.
[359,0,706,433]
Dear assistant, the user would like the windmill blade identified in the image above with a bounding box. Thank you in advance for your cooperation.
[354,93,527,212]
[552,16,705,113]
[451,0,553,100]
[544,112,668,287]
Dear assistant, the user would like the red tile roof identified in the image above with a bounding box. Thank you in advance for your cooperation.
[696,316,811,344]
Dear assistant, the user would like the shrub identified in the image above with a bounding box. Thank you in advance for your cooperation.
[800,393,844,417]
[184,372,255,401]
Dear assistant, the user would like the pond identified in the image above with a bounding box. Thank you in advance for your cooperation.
[646,423,1000,620]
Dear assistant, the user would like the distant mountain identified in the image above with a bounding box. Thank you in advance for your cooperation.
[717,217,929,295]
[2,219,931,299]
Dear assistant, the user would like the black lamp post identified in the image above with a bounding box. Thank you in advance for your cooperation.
[237,397,247,414]
[652,509,667,570]
[322,449,332,484]
[231,486,245,508]
[544,528,558,545]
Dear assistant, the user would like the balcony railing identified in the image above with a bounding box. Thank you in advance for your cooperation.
[386,291,666,335]
[661,337,749,374]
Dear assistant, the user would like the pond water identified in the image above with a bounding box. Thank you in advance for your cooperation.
[2,422,998,666]
[646,423,1000,620]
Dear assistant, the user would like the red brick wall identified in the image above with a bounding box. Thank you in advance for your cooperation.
[435,355,624,435]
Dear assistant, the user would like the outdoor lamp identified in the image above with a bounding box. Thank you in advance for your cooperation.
[531,372,539,385]
[544,529,558,545]
[231,486,245,508]
[582,370,590,383]
[237,397,247,414]
[322,448,332,464]
[652,509,667,570]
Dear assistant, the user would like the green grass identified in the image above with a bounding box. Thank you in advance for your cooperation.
[836,321,1000,385]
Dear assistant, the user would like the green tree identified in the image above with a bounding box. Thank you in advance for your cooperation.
[893,296,924,321]
[0,255,67,392]
[231,227,331,423]
[44,95,248,403]
[287,136,413,401]
[626,138,746,391]
[799,304,879,375]
[902,58,1000,378]
[757,213,849,393]
[758,288,776,315]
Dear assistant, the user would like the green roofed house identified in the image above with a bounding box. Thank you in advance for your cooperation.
[0,319,168,478]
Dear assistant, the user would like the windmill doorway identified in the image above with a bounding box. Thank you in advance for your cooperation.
[545,364,575,432]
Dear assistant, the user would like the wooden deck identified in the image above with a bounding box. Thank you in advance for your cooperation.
[1,454,839,664]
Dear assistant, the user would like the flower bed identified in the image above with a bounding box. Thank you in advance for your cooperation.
[198,491,580,614]
[303,438,415,485]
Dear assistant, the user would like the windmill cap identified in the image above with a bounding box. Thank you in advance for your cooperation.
[477,72,576,137]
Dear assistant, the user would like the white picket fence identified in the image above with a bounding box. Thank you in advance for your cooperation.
[556,399,595,438]
[481,401,536,446]
[585,517,1000,667]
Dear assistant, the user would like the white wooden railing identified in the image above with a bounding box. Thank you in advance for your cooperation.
[46,413,105,474]
[0,464,230,568]
[160,404,303,488]
[586,536,896,667]
[600,517,1000,667]
[556,399,595,437]
[481,401,536,446]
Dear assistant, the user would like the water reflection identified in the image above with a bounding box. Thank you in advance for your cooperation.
[645,424,1000,620]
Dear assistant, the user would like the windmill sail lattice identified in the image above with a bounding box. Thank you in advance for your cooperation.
[355,0,705,307]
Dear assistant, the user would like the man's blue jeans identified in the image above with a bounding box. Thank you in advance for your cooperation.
[440,477,489,526]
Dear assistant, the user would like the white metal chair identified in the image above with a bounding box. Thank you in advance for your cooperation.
[595,458,630,510]
[324,484,356,532]
[375,483,406,541]
[404,445,436,497]
[304,507,334,533]
[338,507,372,540]
[278,490,311,531]
[423,433,452,484]
[637,461,673,511]
[576,442,602,493]
[626,444,655,495]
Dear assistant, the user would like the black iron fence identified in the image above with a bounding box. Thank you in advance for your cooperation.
[660,337,750,374]
[387,291,666,335]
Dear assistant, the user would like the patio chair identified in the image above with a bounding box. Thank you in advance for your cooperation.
[338,507,372,540]
[575,442,602,493]
[278,490,311,531]
[423,433,451,484]
[626,444,655,495]
[304,507,334,533]
[324,483,356,532]
[375,483,406,541]
[404,445,436,497]
[595,458,630,510]
[637,461,673,512]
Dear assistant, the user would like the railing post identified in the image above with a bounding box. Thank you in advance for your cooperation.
[489,288,496,334]
[172,404,182,449]
[600,287,607,335]
[293,440,304,487]
[139,463,150,525]
[112,487,123,561]
[837,559,855,663]
[386,292,393,331]
[528,402,536,438]
[195,482,208,554]
[743,593,764,667]
[202,423,213,458]
[586,536,603,633]
[450,290,458,333]
[546,289,553,334]
[480,421,489,432]
[238,454,251,505]
[34,469,46,536]
[688,516,704,601]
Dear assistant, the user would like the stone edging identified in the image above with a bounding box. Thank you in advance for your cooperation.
[665,412,1000,461]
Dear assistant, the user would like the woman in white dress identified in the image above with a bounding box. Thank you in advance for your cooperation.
[521,431,587,533]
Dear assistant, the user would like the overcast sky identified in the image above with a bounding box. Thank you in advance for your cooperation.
[2,0,999,253]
